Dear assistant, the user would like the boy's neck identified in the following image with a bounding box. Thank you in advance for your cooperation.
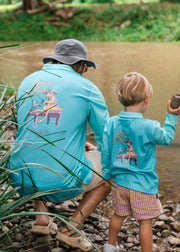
[125,101,145,113]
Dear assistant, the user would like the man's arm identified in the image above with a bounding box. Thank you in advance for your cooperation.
[88,86,109,151]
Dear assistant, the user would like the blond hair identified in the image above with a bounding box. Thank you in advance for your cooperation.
[116,72,153,106]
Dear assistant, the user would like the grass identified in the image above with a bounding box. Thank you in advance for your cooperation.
[0,2,180,41]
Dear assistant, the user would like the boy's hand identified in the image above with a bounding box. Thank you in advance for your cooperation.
[167,100,180,115]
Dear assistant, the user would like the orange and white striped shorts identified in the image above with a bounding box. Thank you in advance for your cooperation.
[112,183,163,220]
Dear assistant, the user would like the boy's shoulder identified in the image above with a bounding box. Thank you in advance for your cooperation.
[107,114,157,129]
[107,115,119,124]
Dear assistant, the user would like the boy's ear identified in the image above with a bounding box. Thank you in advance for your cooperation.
[144,94,150,104]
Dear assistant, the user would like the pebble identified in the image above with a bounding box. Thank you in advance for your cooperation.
[168,237,180,246]
[0,195,180,252]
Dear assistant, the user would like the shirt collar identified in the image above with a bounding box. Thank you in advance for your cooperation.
[119,111,143,119]
[43,64,75,73]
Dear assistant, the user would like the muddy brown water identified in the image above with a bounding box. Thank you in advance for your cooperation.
[0,41,180,207]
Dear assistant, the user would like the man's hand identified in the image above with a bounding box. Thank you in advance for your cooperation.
[167,100,180,115]
[85,142,97,151]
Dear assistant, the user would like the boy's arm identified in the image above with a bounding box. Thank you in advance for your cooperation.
[101,123,112,180]
[152,113,177,145]
[152,101,180,145]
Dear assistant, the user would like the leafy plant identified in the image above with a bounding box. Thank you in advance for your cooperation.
[0,3,180,41]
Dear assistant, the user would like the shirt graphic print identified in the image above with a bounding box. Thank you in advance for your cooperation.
[113,129,138,166]
[26,81,63,128]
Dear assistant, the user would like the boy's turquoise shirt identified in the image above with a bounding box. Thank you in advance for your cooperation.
[101,111,178,194]
[9,64,109,201]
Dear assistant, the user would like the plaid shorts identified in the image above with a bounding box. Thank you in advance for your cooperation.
[112,183,163,220]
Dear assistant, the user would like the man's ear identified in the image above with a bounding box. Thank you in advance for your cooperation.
[144,94,150,104]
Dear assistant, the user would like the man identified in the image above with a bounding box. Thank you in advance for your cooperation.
[9,39,110,251]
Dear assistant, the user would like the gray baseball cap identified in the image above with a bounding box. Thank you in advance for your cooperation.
[43,39,97,69]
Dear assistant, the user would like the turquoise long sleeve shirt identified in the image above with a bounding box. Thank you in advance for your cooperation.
[8,64,109,201]
[101,111,178,194]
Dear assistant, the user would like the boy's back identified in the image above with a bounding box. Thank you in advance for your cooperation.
[102,111,177,194]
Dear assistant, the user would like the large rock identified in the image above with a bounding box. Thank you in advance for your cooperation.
[168,237,180,246]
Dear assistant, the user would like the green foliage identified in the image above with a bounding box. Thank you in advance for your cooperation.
[159,0,179,2]
[0,2,180,41]
[90,0,114,3]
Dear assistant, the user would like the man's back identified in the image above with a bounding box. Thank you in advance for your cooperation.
[9,64,109,201]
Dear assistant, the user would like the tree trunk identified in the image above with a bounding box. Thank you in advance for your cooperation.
[22,0,43,11]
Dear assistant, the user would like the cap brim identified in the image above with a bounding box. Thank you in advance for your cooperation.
[43,56,98,69]
[85,60,98,69]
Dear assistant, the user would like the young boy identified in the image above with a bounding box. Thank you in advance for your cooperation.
[101,72,180,252]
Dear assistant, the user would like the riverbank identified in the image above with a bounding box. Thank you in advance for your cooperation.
[0,2,180,41]
[0,192,180,252]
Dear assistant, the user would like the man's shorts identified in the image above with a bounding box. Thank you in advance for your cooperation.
[82,150,103,193]
[112,183,163,220]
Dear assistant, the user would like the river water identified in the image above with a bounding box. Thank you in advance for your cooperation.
[0,41,180,205]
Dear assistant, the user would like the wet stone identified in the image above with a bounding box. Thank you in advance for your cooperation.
[1,199,180,251]
[170,221,180,232]
[15,233,24,241]
[124,242,134,248]
[154,221,167,229]
[2,225,9,232]
[126,236,134,243]
[168,237,180,246]
[128,246,139,251]
[92,234,104,243]
[88,213,99,222]
[158,214,169,222]
[161,229,171,238]
[51,248,67,252]
[171,231,180,238]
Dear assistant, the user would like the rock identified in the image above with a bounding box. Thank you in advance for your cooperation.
[127,236,134,243]
[2,226,9,233]
[156,231,162,237]
[153,235,159,241]
[168,237,180,246]
[153,221,167,230]
[125,242,134,249]
[101,216,109,222]
[88,213,99,222]
[97,223,108,230]
[1,198,180,251]
[92,234,104,243]
[167,216,175,223]
[158,214,169,222]
[171,231,180,238]
[12,242,22,249]
[129,246,139,251]
[152,243,160,251]
[161,229,171,238]
[15,233,24,241]
[51,248,66,252]
[170,221,180,232]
